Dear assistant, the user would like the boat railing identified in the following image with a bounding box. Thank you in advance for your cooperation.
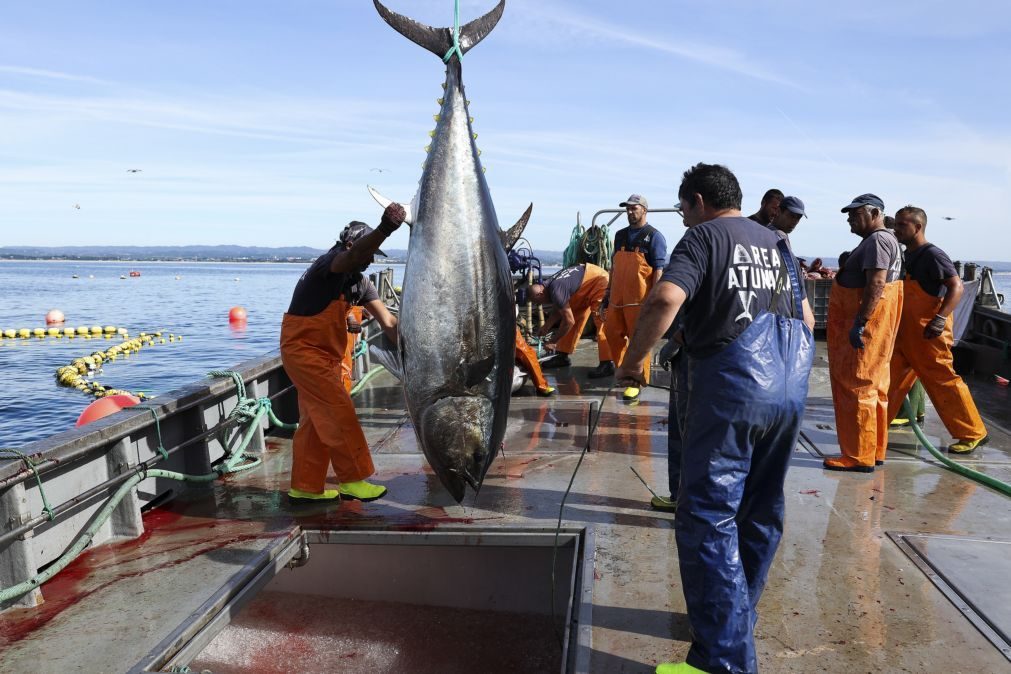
[0,351,298,611]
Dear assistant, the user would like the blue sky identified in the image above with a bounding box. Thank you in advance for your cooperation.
[1,0,1009,261]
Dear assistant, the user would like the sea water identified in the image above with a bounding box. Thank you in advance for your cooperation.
[0,261,404,447]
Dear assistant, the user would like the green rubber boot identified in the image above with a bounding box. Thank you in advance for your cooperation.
[656,663,706,674]
[287,488,340,504]
[339,480,388,502]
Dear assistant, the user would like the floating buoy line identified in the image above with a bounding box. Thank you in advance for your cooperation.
[0,326,183,400]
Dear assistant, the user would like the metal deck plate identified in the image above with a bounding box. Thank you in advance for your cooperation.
[890,533,1011,661]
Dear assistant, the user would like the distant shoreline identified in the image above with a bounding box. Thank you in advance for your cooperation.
[0,258,406,265]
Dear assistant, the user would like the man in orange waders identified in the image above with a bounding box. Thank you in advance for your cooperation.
[513,325,556,396]
[824,194,904,472]
[602,194,668,401]
[280,205,403,503]
[528,263,611,371]
[887,206,988,453]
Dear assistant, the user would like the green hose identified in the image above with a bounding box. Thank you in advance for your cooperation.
[902,398,1011,497]
[350,366,386,397]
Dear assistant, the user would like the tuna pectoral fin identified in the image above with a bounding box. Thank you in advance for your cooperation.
[368,333,403,381]
[373,0,504,58]
[500,203,533,252]
[459,354,496,389]
[367,185,415,226]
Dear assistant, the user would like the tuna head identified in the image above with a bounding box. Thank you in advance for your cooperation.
[419,396,495,502]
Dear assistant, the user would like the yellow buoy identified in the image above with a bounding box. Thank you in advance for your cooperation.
[47,328,62,337]
[33,328,46,338]
[3,329,14,339]
[76,326,90,336]
[90,326,102,336]
[104,326,116,334]
[18,328,30,339]
[64,327,76,338]
[117,328,128,337]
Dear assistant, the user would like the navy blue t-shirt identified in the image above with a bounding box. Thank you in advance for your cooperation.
[613,224,667,269]
[904,243,958,297]
[286,248,379,316]
[661,216,806,358]
[544,264,587,308]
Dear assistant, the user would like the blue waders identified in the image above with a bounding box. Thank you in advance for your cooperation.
[676,241,814,673]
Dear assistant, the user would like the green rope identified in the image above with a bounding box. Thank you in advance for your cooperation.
[352,337,368,360]
[0,448,56,521]
[442,0,463,63]
[135,406,169,461]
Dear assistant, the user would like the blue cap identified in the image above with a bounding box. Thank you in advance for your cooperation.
[781,196,807,218]
[841,193,884,213]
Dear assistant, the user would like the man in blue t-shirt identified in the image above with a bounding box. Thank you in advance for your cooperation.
[615,163,814,674]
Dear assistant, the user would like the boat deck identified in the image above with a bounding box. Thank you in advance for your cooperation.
[2,341,1010,672]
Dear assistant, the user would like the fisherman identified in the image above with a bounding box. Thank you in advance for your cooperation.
[747,187,784,226]
[528,263,611,371]
[514,325,556,396]
[280,204,404,503]
[616,163,814,674]
[601,194,668,400]
[887,206,988,453]
[823,194,903,472]
[767,195,807,238]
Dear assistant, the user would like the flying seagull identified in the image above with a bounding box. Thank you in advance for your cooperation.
[126,169,142,173]
[942,216,956,220]
[73,203,80,210]
[369,167,389,173]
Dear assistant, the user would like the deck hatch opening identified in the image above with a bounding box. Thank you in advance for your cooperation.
[152,527,593,674]
[890,532,1011,661]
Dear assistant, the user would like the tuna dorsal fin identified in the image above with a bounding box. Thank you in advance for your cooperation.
[500,203,533,252]
[459,354,496,389]
[367,185,415,226]
[373,0,505,59]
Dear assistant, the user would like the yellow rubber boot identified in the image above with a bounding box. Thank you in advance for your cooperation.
[656,663,706,674]
[889,417,909,427]
[650,495,676,513]
[948,435,989,455]
[339,480,388,502]
[287,488,340,503]
[622,386,640,401]
[537,385,556,397]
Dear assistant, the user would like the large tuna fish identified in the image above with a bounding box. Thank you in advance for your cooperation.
[372,0,522,502]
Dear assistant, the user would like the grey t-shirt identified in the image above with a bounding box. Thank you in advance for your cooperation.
[835,229,902,289]
[286,249,380,316]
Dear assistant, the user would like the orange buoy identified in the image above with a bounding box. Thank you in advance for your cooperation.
[228,306,248,323]
[75,394,142,427]
[46,309,66,325]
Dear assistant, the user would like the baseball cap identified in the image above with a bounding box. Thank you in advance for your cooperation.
[781,196,807,218]
[619,194,649,210]
[340,221,387,256]
[841,193,884,213]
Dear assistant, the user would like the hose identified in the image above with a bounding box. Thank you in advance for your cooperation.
[902,398,1011,497]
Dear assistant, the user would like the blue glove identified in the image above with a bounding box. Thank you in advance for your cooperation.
[849,318,867,349]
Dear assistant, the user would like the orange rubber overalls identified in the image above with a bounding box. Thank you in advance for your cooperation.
[340,306,364,393]
[514,327,550,391]
[555,264,612,361]
[827,281,903,466]
[281,297,374,493]
[886,280,986,441]
[604,229,658,383]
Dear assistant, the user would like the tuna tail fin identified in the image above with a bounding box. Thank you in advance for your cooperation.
[500,203,532,252]
[373,0,505,59]
[367,185,415,226]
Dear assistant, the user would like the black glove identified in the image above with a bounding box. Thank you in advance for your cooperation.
[378,203,405,235]
[658,339,680,371]
[924,314,946,339]
[849,318,867,349]
[346,314,362,334]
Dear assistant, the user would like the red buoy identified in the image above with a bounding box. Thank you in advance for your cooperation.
[228,306,248,323]
[76,394,142,427]
[46,309,66,325]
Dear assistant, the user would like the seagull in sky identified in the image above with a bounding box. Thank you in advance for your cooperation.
[126,169,142,173]
[369,167,389,173]
[942,216,956,220]
[73,203,80,210]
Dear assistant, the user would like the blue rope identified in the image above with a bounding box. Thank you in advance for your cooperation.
[442,0,463,63]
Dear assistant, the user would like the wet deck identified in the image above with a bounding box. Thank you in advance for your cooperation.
[2,341,1010,672]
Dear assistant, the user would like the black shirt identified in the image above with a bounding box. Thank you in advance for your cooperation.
[661,216,806,358]
[286,249,379,316]
[904,243,958,297]
[544,264,587,308]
